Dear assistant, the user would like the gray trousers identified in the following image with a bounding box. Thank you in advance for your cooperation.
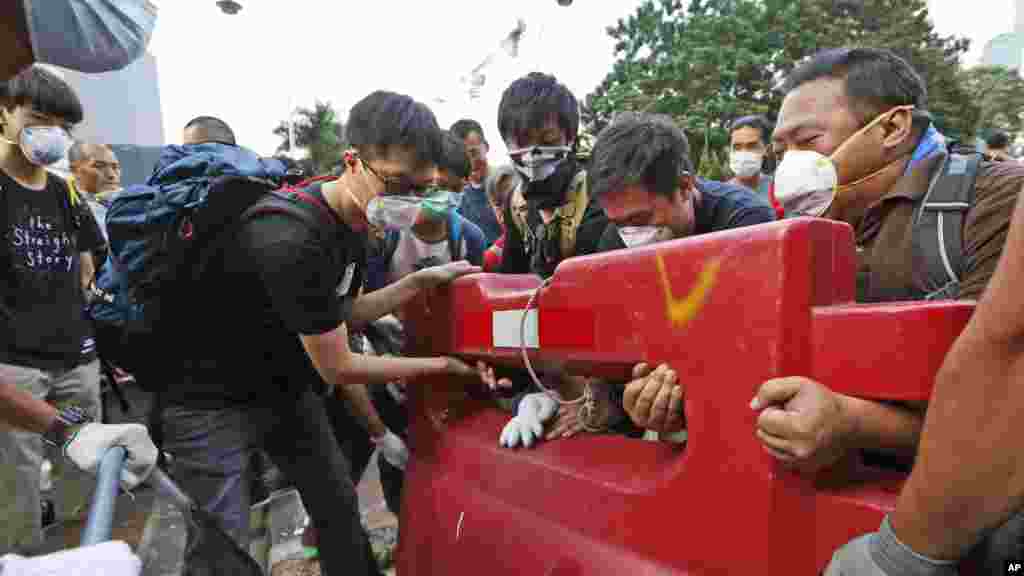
[161,388,379,576]
[0,360,101,554]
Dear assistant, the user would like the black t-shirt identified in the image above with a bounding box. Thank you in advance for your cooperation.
[596,178,777,252]
[0,169,102,370]
[165,183,366,408]
[500,170,610,278]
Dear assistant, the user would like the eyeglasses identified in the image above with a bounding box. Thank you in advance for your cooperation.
[360,158,431,197]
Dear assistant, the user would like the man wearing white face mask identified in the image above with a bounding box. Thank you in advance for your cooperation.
[756,47,1024,573]
[155,90,485,576]
[727,115,774,201]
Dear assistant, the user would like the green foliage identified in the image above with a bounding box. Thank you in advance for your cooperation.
[960,66,1024,138]
[273,100,348,175]
[585,0,974,165]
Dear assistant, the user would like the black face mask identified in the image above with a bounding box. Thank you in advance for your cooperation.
[522,156,580,211]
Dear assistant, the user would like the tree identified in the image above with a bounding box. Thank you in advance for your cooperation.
[586,0,975,165]
[960,66,1024,138]
[273,100,347,175]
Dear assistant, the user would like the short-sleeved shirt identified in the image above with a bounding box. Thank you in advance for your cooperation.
[856,150,1023,302]
[165,182,366,408]
[596,178,777,252]
[0,169,103,371]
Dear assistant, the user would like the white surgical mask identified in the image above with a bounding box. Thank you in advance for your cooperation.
[365,195,422,231]
[772,150,838,217]
[730,150,763,179]
[618,226,673,248]
[1,125,72,167]
[773,104,915,218]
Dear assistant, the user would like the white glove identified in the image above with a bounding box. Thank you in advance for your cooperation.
[372,429,409,471]
[500,393,558,449]
[0,540,140,576]
[386,381,408,405]
[64,423,158,491]
[824,516,959,576]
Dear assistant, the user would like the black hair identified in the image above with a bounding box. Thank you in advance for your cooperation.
[4,66,83,124]
[450,119,487,145]
[588,112,693,202]
[498,72,579,146]
[183,115,236,145]
[729,115,772,145]
[346,90,442,168]
[987,130,1011,150]
[782,47,928,128]
[439,131,471,179]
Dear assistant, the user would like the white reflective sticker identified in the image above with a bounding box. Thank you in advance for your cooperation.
[492,309,538,348]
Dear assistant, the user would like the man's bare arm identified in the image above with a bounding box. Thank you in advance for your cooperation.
[891,190,1024,560]
[0,381,57,435]
[347,273,423,333]
[337,383,388,437]
[838,396,925,459]
[80,251,95,293]
[301,323,471,388]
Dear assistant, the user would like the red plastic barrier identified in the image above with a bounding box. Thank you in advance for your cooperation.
[396,218,975,575]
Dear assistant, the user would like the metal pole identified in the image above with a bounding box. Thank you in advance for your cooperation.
[80,446,127,547]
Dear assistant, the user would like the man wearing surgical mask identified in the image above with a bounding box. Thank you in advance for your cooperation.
[158,91,485,576]
[757,48,1024,572]
[384,132,486,286]
[0,66,111,553]
[727,115,773,202]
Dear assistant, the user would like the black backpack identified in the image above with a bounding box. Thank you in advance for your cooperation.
[911,145,983,300]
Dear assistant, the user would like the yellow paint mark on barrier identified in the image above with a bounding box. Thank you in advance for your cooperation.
[655,252,722,328]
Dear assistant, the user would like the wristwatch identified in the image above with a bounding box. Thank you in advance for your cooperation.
[42,405,91,449]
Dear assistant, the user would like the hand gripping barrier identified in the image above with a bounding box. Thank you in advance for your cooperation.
[397,218,976,575]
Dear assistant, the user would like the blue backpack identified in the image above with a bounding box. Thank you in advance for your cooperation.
[88,144,306,373]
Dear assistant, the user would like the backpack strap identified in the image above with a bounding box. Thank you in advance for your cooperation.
[447,210,463,261]
[912,151,982,300]
[556,170,589,259]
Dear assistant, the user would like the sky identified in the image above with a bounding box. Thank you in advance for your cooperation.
[146,1,1018,161]
[147,0,648,162]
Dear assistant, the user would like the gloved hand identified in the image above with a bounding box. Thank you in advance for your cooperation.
[499,392,558,448]
[824,516,959,575]
[64,423,158,491]
[371,429,410,471]
[0,540,141,576]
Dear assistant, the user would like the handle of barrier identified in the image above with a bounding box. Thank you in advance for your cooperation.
[80,446,126,547]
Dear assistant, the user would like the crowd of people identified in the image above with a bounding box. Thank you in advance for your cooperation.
[5,3,1024,575]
